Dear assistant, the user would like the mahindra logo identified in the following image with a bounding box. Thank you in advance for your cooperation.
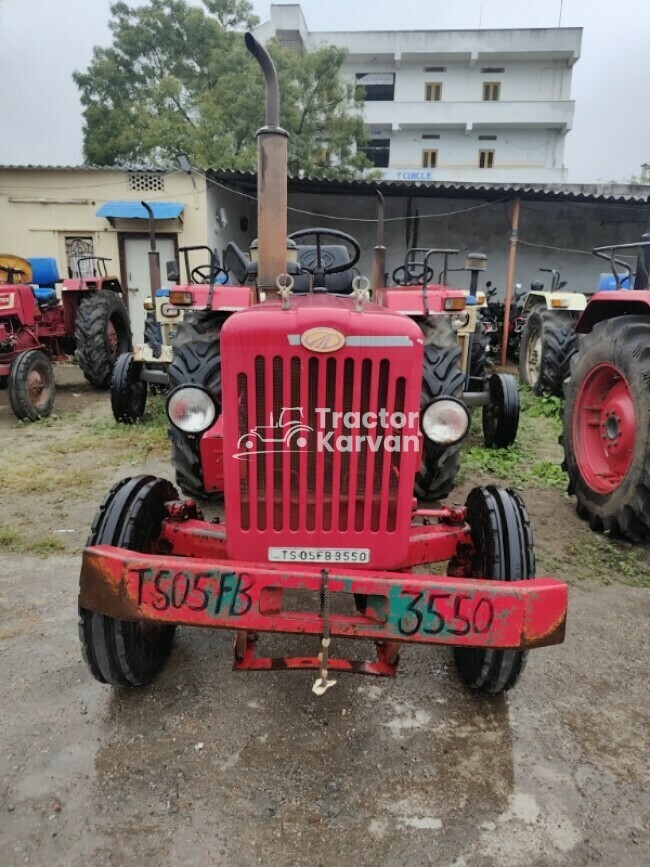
[300,327,345,353]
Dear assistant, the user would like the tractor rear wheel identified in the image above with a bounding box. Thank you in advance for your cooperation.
[453,486,534,694]
[519,308,576,396]
[482,373,519,448]
[414,341,465,501]
[75,290,131,389]
[110,352,147,423]
[78,475,178,687]
[8,349,55,421]
[168,315,224,500]
[563,315,650,541]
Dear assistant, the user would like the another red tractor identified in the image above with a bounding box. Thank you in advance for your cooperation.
[77,34,567,697]
[563,239,650,541]
[0,254,131,420]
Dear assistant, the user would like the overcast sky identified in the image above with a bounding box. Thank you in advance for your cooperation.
[1,0,648,182]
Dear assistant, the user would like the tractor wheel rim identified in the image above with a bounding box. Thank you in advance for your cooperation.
[574,362,635,495]
[27,368,50,410]
[526,329,541,384]
[107,320,118,359]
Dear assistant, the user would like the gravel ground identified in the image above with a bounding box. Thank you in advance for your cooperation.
[1,368,648,866]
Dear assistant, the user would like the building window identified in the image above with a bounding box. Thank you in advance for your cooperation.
[425,82,442,102]
[479,135,497,141]
[481,67,505,74]
[318,147,331,167]
[482,82,501,101]
[422,150,438,169]
[359,139,391,168]
[424,66,446,73]
[65,236,94,277]
[355,73,395,101]
[128,172,165,192]
[422,133,440,140]
[479,150,495,169]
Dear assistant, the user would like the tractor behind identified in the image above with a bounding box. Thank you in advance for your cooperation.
[0,253,131,420]
[77,33,567,699]
[518,268,586,396]
[110,199,235,424]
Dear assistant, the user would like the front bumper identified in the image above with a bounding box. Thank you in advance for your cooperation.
[79,544,567,651]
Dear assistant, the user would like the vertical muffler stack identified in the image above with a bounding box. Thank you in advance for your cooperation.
[245,33,289,293]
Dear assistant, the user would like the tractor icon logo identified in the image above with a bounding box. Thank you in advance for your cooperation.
[235,407,313,459]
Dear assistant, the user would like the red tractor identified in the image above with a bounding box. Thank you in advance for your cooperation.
[0,254,131,420]
[77,34,567,697]
[563,239,650,541]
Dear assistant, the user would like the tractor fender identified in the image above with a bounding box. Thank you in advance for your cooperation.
[575,290,650,334]
[523,291,586,315]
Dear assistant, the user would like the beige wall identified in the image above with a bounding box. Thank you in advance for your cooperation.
[0,167,210,278]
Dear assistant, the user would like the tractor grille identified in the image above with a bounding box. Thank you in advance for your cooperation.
[235,354,406,535]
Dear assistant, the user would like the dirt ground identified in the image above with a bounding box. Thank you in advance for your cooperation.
[1,368,649,866]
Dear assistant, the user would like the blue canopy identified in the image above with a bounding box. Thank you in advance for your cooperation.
[96,201,184,220]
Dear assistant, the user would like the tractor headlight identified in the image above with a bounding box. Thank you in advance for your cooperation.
[421,397,470,446]
[167,386,217,434]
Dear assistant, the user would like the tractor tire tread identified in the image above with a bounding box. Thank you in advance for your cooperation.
[453,486,534,694]
[75,290,131,389]
[79,475,178,687]
[414,341,465,501]
[563,316,650,541]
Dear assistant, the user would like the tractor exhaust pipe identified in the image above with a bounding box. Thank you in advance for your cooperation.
[245,32,288,293]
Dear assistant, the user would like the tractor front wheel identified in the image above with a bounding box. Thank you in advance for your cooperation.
[75,290,131,388]
[563,315,650,541]
[110,352,147,423]
[482,373,519,448]
[453,486,534,694]
[78,476,178,687]
[8,349,55,421]
[415,341,466,501]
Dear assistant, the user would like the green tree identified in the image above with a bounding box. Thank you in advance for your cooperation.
[74,0,370,178]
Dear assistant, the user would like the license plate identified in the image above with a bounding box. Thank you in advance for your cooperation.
[267,547,370,564]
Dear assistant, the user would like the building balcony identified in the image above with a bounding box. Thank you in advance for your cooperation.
[362,100,575,131]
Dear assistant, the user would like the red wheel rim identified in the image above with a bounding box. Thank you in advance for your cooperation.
[573,362,636,494]
[27,368,51,411]
[107,319,118,359]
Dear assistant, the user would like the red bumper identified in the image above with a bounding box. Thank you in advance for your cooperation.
[79,544,567,650]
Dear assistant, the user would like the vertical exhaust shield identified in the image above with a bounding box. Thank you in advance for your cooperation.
[245,32,288,292]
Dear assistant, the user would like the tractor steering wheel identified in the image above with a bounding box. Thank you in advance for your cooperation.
[191,264,227,284]
[288,228,361,275]
[392,264,434,286]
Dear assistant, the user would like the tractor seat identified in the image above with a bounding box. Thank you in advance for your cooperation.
[32,286,57,305]
[223,241,354,293]
[293,245,354,294]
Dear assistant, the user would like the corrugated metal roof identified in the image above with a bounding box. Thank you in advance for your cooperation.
[0,164,166,173]
[209,168,650,205]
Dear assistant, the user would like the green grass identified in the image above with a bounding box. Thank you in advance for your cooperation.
[565,537,649,587]
[62,396,169,457]
[0,525,66,556]
[0,525,23,550]
[459,389,565,489]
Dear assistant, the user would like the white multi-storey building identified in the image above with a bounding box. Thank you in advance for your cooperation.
[254,5,582,184]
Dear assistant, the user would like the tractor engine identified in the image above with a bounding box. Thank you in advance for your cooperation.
[220,296,425,569]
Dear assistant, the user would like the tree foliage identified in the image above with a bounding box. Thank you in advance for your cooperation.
[74,0,370,177]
